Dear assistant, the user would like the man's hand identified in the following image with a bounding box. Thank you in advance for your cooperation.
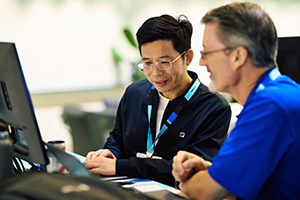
[85,149,116,161]
[172,150,212,182]
[83,156,116,176]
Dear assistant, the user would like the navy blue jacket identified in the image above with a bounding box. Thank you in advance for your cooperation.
[104,71,231,186]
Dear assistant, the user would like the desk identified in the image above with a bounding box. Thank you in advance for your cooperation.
[146,190,188,200]
[68,152,189,199]
[109,177,189,200]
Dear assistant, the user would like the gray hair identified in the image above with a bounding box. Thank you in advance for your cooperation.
[201,2,278,68]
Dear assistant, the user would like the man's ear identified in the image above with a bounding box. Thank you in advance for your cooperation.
[185,49,194,66]
[231,46,248,70]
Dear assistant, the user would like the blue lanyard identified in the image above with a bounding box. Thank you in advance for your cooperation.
[146,78,201,157]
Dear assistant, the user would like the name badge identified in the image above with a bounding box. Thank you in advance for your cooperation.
[136,152,162,159]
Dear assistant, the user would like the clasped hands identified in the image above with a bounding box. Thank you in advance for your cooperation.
[172,150,212,184]
[83,149,117,176]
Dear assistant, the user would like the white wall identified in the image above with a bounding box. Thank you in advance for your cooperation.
[0,0,299,93]
[1,0,299,152]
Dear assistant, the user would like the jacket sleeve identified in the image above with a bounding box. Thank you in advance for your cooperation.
[116,158,175,187]
[103,86,175,186]
[102,92,127,159]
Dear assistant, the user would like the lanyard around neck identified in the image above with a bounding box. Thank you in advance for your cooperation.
[146,78,200,157]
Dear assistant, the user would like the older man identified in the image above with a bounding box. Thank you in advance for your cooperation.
[172,2,300,200]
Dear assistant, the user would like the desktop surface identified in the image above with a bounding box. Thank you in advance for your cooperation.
[111,178,189,200]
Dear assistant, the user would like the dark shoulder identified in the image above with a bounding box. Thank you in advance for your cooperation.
[196,83,230,108]
[124,79,152,95]
[187,71,230,108]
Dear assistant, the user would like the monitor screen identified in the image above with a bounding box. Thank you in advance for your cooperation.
[0,42,49,166]
[277,37,300,84]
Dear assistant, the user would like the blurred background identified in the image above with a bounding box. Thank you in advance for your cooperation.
[0,0,299,154]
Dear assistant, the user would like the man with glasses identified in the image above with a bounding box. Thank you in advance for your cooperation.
[172,2,300,199]
[84,14,231,186]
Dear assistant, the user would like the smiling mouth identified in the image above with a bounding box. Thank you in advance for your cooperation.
[155,80,168,85]
[206,70,212,78]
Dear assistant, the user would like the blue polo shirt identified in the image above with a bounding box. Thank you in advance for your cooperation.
[209,68,300,200]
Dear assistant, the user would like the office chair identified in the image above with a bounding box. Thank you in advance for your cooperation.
[62,104,116,156]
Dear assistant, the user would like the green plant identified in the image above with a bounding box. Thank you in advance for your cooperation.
[111,27,146,83]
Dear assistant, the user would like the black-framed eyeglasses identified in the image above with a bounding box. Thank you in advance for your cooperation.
[138,51,186,73]
[200,48,232,60]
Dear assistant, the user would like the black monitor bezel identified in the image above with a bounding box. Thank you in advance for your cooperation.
[277,36,300,84]
[0,42,49,166]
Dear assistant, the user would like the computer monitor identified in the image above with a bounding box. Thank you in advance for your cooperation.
[0,42,49,167]
[277,36,300,84]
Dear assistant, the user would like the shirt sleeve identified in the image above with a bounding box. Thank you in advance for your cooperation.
[208,96,291,199]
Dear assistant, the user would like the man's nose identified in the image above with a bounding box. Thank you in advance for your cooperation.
[199,56,206,66]
[152,64,163,75]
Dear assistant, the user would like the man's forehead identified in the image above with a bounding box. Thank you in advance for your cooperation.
[202,22,222,48]
[141,40,177,59]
